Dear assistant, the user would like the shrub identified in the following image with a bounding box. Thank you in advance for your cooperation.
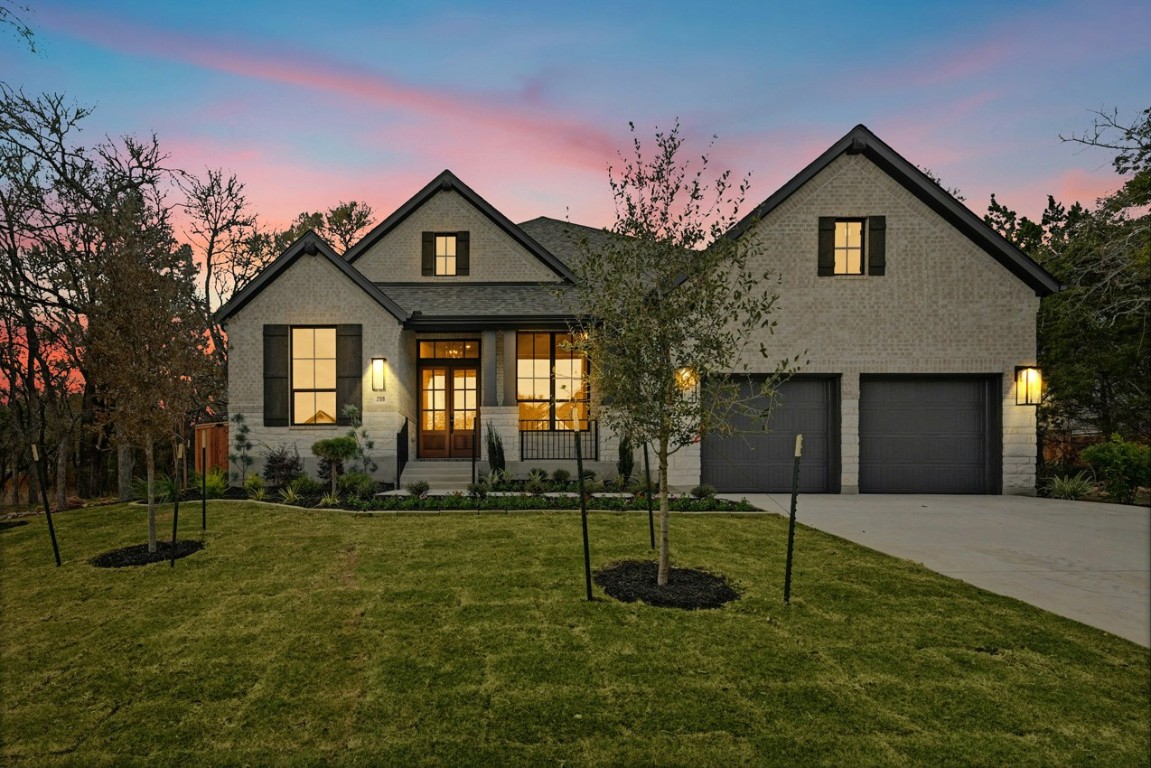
[249,485,267,501]
[526,477,546,495]
[317,492,341,507]
[194,467,228,498]
[289,474,325,496]
[467,482,488,499]
[341,405,378,475]
[244,473,265,496]
[312,436,358,495]
[1044,471,1094,500]
[528,468,549,482]
[1080,436,1151,505]
[262,444,304,487]
[228,413,254,485]
[406,480,430,497]
[132,473,179,502]
[485,422,506,474]
[580,469,597,481]
[690,483,717,500]
[485,467,508,489]
[338,471,377,499]
[617,436,634,484]
[278,485,300,504]
[551,468,572,485]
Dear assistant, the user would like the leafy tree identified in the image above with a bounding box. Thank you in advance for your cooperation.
[324,201,375,253]
[985,107,1150,449]
[569,121,794,585]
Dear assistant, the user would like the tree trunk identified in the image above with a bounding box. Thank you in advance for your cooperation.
[56,434,69,512]
[657,434,671,586]
[145,437,157,553]
[117,443,134,501]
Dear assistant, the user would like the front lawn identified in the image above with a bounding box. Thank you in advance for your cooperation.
[1,503,1148,767]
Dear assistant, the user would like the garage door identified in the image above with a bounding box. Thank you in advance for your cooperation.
[702,377,837,493]
[859,377,999,494]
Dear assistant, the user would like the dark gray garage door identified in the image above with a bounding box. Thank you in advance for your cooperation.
[859,377,1000,494]
[702,377,837,493]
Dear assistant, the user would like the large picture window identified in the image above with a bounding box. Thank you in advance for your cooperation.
[292,327,337,424]
[517,332,589,431]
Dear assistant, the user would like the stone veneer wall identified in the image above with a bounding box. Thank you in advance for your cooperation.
[724,153,1040,494]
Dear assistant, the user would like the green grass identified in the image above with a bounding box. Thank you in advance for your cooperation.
[1,503,1148,767]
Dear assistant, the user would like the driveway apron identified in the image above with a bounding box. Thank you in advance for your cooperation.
[733,493,1150,647]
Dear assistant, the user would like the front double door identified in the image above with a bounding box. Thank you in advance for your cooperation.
[419,365,478,458]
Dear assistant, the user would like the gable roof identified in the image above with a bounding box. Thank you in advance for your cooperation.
[214,231,409,323]
[725,124,1061,297]
[344,170,576,282]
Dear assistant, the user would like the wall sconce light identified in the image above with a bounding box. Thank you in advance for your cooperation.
[1015,366,1042,406]
[674,366,699,393]
[372,357,387,392]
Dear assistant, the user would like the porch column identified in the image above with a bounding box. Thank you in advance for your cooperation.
[503,331,517,408]
[482,329,497,407]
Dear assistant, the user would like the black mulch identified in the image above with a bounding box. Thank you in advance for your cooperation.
[594,559,740,610]
[90,540,205,568]
[0,520,29,531]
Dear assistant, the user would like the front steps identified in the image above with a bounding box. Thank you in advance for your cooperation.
[399,460,487,492]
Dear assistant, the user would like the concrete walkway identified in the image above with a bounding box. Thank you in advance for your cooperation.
[729,493,1150,647]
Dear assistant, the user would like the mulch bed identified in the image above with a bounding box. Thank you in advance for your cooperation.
[90,540,205,568]
[594,559,740,610]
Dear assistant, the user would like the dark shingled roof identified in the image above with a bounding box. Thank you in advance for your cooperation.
[376,282,579,330]
[518,217,624,275]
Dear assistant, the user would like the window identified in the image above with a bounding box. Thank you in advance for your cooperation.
[818,216,886,277]
[263,324,361,428]
[422,231,470,276]
[517,332,589,431]
[291,327,337,424]
[435,235,456,275]
[834,220,864,275]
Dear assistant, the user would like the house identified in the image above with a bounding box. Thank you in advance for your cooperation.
[216,125,1059,494]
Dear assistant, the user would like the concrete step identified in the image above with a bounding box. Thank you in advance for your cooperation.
[400,460,487,490]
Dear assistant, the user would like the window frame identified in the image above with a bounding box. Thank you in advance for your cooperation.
[818,216,886,277]
[516,331,590,432]
[290,325,338,426]
[833,219,866,276]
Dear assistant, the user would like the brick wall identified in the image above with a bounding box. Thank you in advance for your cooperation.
[353,190,562,284]
[725,153,1040,493]
[224,252,413,483]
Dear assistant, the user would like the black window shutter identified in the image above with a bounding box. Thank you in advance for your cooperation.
[456,231,470,276]
[817,217,835,276]
[868,216,886,276]
[263,325,289,427]
[421,232,434,276]
[335,324,362,425]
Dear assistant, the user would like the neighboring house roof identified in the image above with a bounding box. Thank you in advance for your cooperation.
[344,170,577,282]
[378,283,578,330]
[725,124,1062,297]
[214,231,410,323]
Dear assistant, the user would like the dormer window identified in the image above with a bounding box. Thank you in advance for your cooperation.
[435,235,456,275]
[422,231,471,276]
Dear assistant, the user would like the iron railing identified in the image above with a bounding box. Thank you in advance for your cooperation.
[519,420,599,461]
[395,417,409,488]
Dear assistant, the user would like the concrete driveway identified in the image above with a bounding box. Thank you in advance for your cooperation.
[732,494,1150,647]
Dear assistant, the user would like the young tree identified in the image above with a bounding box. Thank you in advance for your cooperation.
[570,121,794,586]
[87,188,214,552]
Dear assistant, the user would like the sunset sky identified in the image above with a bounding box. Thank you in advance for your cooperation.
[4,0,1149,233]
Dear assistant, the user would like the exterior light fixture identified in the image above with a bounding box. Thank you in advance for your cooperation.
[675,367,699,393]
[372,357,387,392]
[1015,366,1042,406]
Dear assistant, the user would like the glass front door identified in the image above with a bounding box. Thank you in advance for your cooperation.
[419,365,477,458]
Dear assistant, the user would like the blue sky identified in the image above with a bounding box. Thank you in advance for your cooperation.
[4,0,1149,230]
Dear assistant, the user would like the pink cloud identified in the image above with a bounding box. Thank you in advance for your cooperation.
[36,7,622,175]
